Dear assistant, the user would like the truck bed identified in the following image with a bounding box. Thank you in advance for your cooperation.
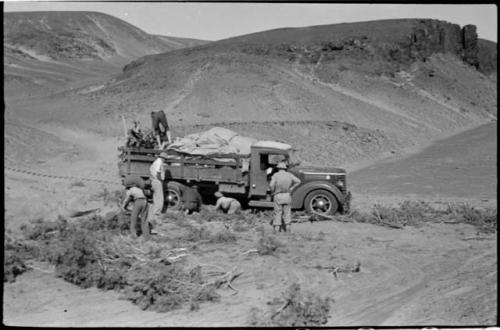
[118,147,248,185]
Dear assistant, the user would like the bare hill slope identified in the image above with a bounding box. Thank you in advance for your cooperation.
[3,11,208,99]
[5,18,497,167]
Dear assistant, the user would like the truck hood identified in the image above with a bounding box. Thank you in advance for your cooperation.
[293,166,346,175]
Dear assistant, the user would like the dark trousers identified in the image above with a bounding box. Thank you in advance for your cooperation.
[183,201,200,213]
[151,111,169,134]
[131,198,150,238]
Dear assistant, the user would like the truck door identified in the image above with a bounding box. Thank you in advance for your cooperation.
[249,151,287,199]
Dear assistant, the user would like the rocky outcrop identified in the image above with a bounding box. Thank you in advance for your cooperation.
[230,19,493,75]
[462,24,479,68]
[400,20,480,68]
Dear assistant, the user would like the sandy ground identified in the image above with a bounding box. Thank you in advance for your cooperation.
[3,122,497,327]
[349,122,497,211]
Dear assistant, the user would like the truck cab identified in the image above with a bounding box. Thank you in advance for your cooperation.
[247,141,350,215]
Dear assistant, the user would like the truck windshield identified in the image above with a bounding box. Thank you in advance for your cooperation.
[288,149,302,167]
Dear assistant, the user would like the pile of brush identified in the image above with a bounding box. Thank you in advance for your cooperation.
[5,212,242,312]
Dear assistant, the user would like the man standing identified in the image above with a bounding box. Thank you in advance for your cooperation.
[121,183,150,239]
[181,185,203,215]
[214,191,241,215]
[151,110,172,149]
[147,152,168,225]
[269,161,301,233]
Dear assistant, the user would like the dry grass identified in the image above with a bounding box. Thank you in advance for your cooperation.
[341,201,497,233]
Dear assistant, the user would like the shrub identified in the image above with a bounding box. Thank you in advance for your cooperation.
[248,283,333,326]
[208,230,237,244]
[445,203,497,233]
[17,215,224,312]
[256,234,285,256]
[21,217,68,240]
[53,230,108,289]
[346,201,497,232]
[124,261,220,312]
[180,224,212,242]
[4,250,30,283]
[102,211,132,233]
[232,222,250,232]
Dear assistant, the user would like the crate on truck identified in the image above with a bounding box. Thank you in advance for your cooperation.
[118,129,350,215]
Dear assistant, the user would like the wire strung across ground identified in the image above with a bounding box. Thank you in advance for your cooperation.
[4,166,120,185]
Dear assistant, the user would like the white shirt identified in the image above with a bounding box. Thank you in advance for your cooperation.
[215,196,240,211]
[150,157,164,180]
[125,186,146,200]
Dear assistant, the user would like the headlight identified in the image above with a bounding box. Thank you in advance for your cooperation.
[336,180,344,187]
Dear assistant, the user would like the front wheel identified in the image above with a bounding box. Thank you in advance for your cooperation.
[304,189,339,216]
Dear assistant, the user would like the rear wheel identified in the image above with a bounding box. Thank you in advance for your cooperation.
[304,189,338,216]
[165,181,183,211]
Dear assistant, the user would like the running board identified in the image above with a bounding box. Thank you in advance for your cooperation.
[248,200,274,208]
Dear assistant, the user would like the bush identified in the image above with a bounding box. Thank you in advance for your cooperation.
[53,230,108,289]
[180,224,212,242]
[347,201,497,232]
[124,261,220,312]
[20,217,68,240]
[208,230,237,244]
[256,234,285,256]
[4,250,30,283]
[102,211,132,233]
[16,214,226,312]
[445,203,497,233]
[249,283,333,326]
[173,220,238,245]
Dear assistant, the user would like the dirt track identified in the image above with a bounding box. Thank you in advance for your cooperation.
[3,123,497,326]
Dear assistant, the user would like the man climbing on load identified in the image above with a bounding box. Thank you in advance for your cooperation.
[151,110,172,149]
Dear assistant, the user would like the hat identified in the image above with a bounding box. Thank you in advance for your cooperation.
[159,152,169,159]
[214,191,223,198]
[276,161,287,169]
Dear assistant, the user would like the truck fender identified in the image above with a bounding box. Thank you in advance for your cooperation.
[292,181,344,209]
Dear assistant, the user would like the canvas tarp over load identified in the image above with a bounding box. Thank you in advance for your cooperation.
[166,127,258,159]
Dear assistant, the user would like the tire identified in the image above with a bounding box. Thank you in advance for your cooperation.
[304,189,339,216]
[164,181,183,211]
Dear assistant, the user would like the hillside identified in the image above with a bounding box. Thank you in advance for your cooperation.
[6,18,496,168]
[478,39,498,79]
[3,11,208,99]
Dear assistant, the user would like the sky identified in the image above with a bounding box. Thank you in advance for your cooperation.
[3,2,498,42]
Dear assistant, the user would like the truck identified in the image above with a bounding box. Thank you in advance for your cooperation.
[118,140,351,216]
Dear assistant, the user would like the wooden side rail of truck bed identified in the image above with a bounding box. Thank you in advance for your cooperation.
[118,146,248,184]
